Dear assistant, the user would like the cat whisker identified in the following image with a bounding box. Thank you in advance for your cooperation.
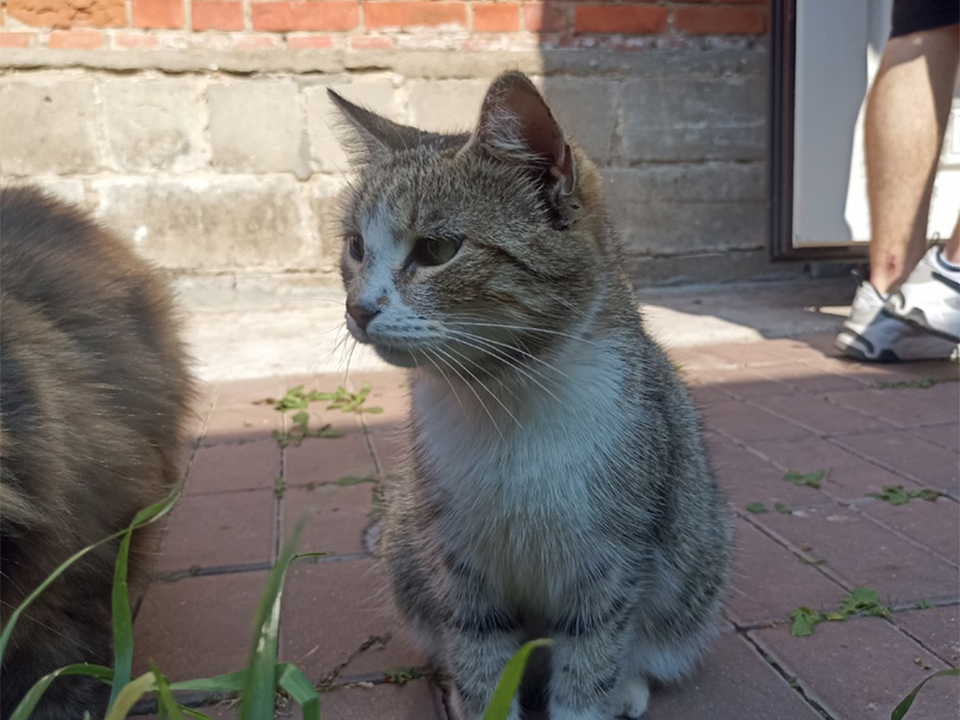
[442,328,572,383]
[446,320,602,348]
[420,347,465,411]
[426,347,509,439]
[443,334,564,406]
[441,343,521,402]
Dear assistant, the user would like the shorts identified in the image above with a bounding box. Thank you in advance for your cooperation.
[891,0,960,38]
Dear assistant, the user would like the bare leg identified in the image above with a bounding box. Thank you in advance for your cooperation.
[943,215,960,265]
[865,25,959,294]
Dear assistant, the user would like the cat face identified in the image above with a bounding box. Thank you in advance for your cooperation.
[334,72,601,374]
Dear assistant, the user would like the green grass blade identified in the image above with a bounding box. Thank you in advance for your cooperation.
[104,671,157,720]
[480,639,553,720]
[238,521,305,720]
[108,529,135,711]
[152,662,185,720]
[0,482,183,664]
[276,663,320,720]
[9,664,113,720]
[169,670,247,693]
[891,668,959,720]
[182,709,215,720]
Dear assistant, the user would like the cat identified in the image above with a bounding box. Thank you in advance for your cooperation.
[331,72,732,720]
[0,186,194,719]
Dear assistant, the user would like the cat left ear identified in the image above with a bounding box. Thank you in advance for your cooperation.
[466,72,576,205]
[328,89,428,162]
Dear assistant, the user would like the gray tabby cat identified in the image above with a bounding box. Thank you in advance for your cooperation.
[331,72,731,720]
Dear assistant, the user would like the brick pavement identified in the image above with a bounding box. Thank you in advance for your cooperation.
[131,333,959,719]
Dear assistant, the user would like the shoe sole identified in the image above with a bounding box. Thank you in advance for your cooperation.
[834,333,901,363]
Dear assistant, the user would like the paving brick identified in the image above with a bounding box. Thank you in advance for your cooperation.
[0,80,99,174]
[282,482,375,556]
[833,430,960,494]
[726,519,846,627]
[753,505,959,604]
[214,377,286,409]
[314,681,443,720]
[753,362,867,394]
[684,366,785,399]
[366,426,408,478]
[749,392,891,436]
[134,571,269,681]
[101,79,203,172]
[186,438,281,495]
[751,618,959,720]
[750,436,916,501]
[894,605,960,667]
[203,403,283,443]
[826,386,959,429]
[158,489,275,572]
[650,632,822,720]
[860,495,960,566]
[914,423,959,453]
[701,399,811,443]
[706,432,833,509]
[279,559,427,679]
[284,433,378,486]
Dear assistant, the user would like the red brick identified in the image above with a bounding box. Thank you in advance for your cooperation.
[0,31,35,47]
[229,34,281,49]
[284,432,378,485]
[7,0,124,28]
[473,3,519,32]
[47,29,102,48]
[753,505,959,604]
[522,2,567,33]
[288,34,337,48]
[133,571,269,681]
[751,620,958,720]
[157,489,275,572]
[113,32,159,48]
[132,0,184,29]
[317,682,444,720]
[651,633,824,720]
[726,519,847,627]
[192,0,244,31]
[186,438,281,495]
[281,482,374,556]
[674,6,766,35]
[252,1,358,31]
[834,430,960,495]
[364,1,466,30]
[700,399,811,443]
[573,5,667,34]
[279,559,427,677]
[348,34,393,49]
[894,606,960,667]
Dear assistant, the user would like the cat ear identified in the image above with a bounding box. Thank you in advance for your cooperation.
[327,89,430,162]
[467,71,576,203]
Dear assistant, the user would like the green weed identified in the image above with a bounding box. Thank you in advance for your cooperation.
[744,502,768,514]
[789,587,890,638]
[871,485,941,506]
[783,469,825,489]
[874,376,936,390]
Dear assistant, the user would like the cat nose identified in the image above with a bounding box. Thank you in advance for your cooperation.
[346,303,380,331]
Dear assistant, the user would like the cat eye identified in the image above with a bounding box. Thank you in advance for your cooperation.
[413,236,462,267]
[347,234,364,262]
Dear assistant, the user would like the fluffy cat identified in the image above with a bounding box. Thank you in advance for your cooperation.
[0,187,194,719]
[332,72,731,719]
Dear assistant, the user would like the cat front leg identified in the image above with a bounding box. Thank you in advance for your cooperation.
[443,606,525,720]
[547,593,640,720]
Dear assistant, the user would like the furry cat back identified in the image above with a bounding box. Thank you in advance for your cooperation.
[0,187,194,719]
[333,72,731,720]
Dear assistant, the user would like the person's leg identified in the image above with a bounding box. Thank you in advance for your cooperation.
[865,24,959,294]
[944,215,960,264]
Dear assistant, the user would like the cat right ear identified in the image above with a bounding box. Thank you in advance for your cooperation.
[327,89,427,163]
[465,72,577,207]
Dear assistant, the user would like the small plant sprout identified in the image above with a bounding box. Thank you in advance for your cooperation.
[871,485,941,506]
[789,587,890,637]
[783,469,825,489]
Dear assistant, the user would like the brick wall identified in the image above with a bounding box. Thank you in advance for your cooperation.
[0,1,773,292]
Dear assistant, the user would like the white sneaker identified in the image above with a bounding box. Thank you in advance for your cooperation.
[884,246,960,342]
[834,280,958,362]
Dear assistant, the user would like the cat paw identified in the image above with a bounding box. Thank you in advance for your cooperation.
[616,676,650,719]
